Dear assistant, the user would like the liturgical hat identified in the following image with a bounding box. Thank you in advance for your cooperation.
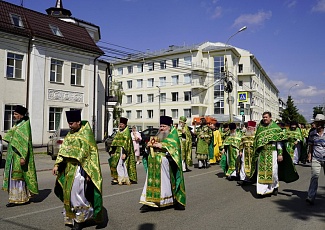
[229,123,237,130]
[66,110,81,123]
[160,116,173,126]
[119,117,128,125]
[14,105,27,116]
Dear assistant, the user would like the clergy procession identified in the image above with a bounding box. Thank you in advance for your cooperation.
[2,106,325,230]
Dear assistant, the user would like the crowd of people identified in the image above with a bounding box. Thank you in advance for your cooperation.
[1,106,325,230]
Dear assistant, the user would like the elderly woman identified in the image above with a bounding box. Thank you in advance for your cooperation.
[131,126,142,164]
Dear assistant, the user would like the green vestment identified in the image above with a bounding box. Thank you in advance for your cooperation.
[196,125,212,159]
[239,134,255,176]
[108,126,137,182]
[286,128,303,159]
[54,121,103,221]
[221,131,242,176]
[146,128,186,206]
[2,118,38,195]
[178,124,192,166]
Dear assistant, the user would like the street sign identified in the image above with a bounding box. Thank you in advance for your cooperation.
[238,92,248,102]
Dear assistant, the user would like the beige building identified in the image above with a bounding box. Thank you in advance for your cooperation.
[0,1,111,145]
[111,42,280,130]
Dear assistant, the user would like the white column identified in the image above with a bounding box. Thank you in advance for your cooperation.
[107,107,114,136]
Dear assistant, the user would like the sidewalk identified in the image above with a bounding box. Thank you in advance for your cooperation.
[0,143,108,174]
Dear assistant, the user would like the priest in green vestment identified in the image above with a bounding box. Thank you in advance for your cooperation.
[178,116,192,172]
[108,117,137,185]
[286,121,303,165]
[140,116,186,212]
[52,110,103,230]
[221,123,242,180]
[250,112,299,197]
[2,105,38,207]
[195,117,213,169]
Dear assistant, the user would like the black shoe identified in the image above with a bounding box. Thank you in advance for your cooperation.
[306,197,314,205]
[226,176,234,181]
[72,222,83,230]
[174,202,185,211]
[140,205,153,213]
[272,188,278,196]
[186,169,192,172]
[111,180,118,185]
[6,203,15,207]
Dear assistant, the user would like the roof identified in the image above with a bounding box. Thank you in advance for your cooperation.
[0,1,103,55]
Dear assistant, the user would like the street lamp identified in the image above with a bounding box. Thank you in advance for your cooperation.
[288,83,299,97]
[224,26,247,122]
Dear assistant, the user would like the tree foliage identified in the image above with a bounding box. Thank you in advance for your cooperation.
[312,106,323,119]
[110,80,124,126]
[280,96,306,124]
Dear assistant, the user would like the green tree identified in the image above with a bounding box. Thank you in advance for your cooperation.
[312,106,323,119]
[280,96,305,124]
[110,80,124,127]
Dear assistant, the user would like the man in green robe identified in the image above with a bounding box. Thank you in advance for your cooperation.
[221,123,242,180]
[250,112,299,197]
[108,117,137,185]
[286,121,303,165]
[195,117,212,169]
[140,116,186,212]
[52,110,103,230]
[2,105,38,207]
[178,116,192,172]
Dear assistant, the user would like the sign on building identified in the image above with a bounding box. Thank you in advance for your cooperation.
[238,92,248,102]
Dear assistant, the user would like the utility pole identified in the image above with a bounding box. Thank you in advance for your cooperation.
[224,26,247,122]
[157,86,161,123]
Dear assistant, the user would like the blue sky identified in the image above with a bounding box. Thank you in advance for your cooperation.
[6,0,325,121]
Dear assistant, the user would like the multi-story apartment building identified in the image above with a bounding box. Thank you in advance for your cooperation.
[0,1,112,145]
[112,42,280,130]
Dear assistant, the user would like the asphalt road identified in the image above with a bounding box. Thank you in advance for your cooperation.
[0,146,324,230]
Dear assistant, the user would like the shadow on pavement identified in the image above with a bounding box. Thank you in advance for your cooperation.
[215,172,225,178]
[138,223,155,230]
[30,189,52,203]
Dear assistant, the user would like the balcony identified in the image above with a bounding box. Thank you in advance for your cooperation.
[238,67,255,76]
[191,97,209,107]
[191,63,209,73]
[191,79,208,89]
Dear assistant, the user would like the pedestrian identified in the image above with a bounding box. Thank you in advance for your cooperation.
[178,116,193,172]
[208,121,223,165]
[195,117,212,169]
[131,126,142,164]
[108,117,137,185]
[2,105,38,207]
[140,116,186,212]
[306,114,325,205]
[52,110,103,230]
[237,121,256,185]
[250,112,299,197]
[220,123,242,180]
[286,121,303,165]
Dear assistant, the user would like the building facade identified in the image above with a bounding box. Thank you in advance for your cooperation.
[111,42,280,130]
[0,1,110,145]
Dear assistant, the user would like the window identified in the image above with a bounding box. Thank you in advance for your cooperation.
[184,56,192,66]
[239,64,243,73]
[50,59,63,83]
[136,110,142,119]
[160,60,166,69]
[49,24,63,37]
[137,79,143,88]
[214,101,224,114]
[127,80,132,89]
[127,66,133,74]
[148,94,154,103]
[148,62,154,71]
[160,93,166,103]
[147,78,154,88]
[49,107,62,131]
[137,64,143,73]
[71,63,82,86]
[10,14,24,28]
[147,110,153,119]
[4,105,16,130]
[159,77,166,87]
[172,58,179,67]
[137,94,143,103]
[117,81,123,89]
[172,92,178,101]
[126,110,131,119]
[171,75,179,85]
[126,95,132,104]
[160,109,166,116]
[171,109,178,118]
[6,52,23,79]
[136,126,142,131]
[239,80,243,86]
[117,67,123,75]
[184,74,191,84]
[184,91,191,101]
[184,109,191,118]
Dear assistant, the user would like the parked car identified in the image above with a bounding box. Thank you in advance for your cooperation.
[187,126,197,148]
[47,128,70,160]
[139,128,159,155]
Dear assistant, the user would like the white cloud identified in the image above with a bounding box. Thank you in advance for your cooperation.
[211,6,222,19]
[285,0,297,8]
[233,10,272,27]
[312,0,325,12]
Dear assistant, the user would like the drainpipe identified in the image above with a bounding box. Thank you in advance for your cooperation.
[92,56,100,137]
[26,37,32,109]
[103,62,111,139]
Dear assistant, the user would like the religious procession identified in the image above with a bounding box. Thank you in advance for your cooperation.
[2,105,325,230]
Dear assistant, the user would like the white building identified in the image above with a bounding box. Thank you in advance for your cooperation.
[0,1,111,145]
[111,42,280,130]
